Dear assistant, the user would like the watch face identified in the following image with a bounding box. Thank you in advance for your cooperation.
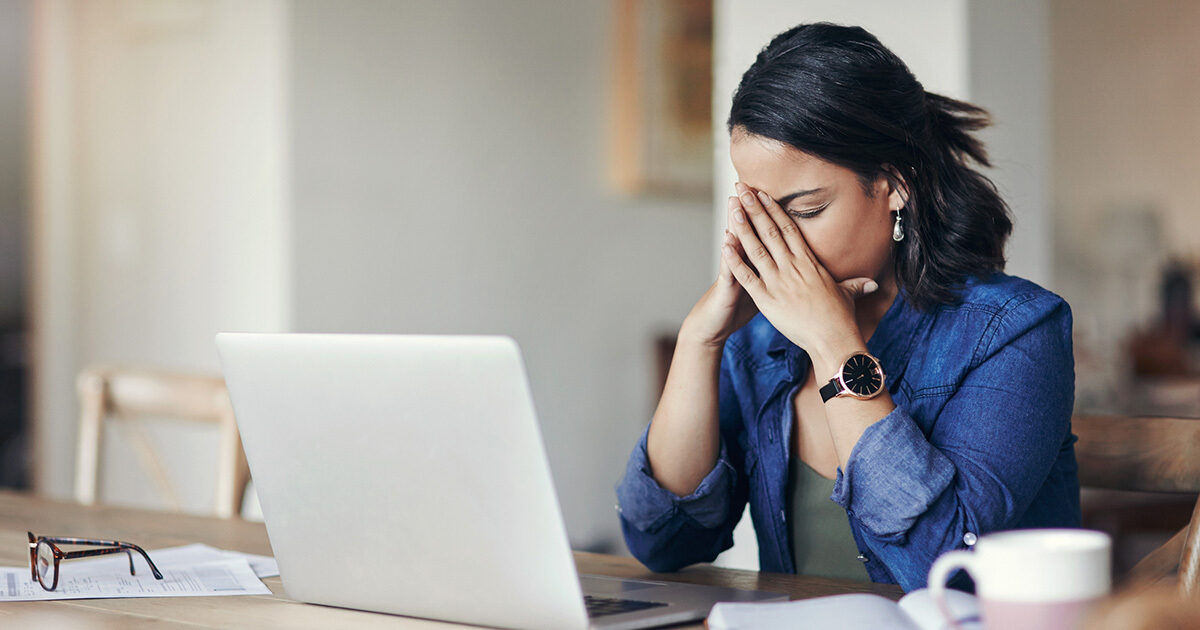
[842,353,883,397]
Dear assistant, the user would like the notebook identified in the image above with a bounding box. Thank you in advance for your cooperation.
[706,588,981,630]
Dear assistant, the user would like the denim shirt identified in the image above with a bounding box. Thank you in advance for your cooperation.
[616,272,1080,591]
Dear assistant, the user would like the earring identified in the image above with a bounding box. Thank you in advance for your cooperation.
[892,209,905,242]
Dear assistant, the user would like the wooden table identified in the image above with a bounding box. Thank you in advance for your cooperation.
[0,491,903,628]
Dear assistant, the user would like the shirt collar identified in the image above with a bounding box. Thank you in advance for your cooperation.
[765,330,794,360]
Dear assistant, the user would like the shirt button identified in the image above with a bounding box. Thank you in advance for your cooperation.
[963,532,977,546]
[615,503,622,514]
[857,553,869,563]
[779,510,786,522]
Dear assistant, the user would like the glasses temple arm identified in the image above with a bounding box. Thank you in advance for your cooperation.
[60,546,136,575]
[40,536,124,546]
[119,542,164,580]
[58,544,165,581]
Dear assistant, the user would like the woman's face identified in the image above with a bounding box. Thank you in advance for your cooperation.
[729,129,904,284]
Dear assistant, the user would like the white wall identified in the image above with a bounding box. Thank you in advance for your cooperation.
[30,0,708,549]
[711,0,1051,570]
[968,0,1053,287]
[31,0,290,510]
[1052,0,1200,257]
[0,0,29,326]
[287,0,712,550]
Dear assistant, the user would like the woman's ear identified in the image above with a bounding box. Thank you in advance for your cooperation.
[880,164,910,210]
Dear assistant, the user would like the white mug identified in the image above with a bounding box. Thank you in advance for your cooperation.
[928,529,1111,630]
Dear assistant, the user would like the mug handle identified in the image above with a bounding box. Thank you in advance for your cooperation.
[928,550,976,630]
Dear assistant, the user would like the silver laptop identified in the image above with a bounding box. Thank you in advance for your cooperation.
[216,333,786,630]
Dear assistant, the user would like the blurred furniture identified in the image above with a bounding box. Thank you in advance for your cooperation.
[1123,260,1200,412]
[0,490,902,627]
[75,366,250,519]
[1073,414,1200,595]
[1083,583,1200,630]
[0,326,28,489]
[1126,377,1200,418]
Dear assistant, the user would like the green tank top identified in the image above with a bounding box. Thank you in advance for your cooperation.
[787,457,870,581]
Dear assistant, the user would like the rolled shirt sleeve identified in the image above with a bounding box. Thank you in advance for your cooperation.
[616,425,738,532]
[616,343,750,572]
[830,405,956,539]
[830,294,1076,590]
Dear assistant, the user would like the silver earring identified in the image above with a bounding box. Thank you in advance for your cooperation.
[892,209,905,242]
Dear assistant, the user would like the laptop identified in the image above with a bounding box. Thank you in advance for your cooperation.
[215,333,787,630]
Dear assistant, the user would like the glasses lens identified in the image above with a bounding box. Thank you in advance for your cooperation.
[35,541,56,589]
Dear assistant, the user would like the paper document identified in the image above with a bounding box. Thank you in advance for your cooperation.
[0,543,277,602]
[0,558,269,601]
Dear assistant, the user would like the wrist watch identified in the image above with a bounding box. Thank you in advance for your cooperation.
[819,351,886,403]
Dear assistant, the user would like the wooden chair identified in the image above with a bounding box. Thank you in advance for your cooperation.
[1073,414,1200,595]
[75,366,250,519]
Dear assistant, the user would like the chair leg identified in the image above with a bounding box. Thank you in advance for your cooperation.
[1180,499,1200,597]
[232,438,250,517]
[74,372,106,505]
[215,407,249,519]
[1126,526,1187,591]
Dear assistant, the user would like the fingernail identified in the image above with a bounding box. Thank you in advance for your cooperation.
[734,182,744,193]
[740,192,755,206]
[727,196,739,210]
[864,281,879,294]
[757,190,771,205]
[733,210,745,224]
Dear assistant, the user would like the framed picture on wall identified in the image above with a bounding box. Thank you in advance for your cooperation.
[610,0,713,199]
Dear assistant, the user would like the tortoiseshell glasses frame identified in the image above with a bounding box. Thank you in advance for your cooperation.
[27,531,164,591]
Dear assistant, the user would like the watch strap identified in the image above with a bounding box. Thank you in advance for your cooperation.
[819,378,843,403]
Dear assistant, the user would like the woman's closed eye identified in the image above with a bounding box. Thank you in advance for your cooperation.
[787,203,829,219]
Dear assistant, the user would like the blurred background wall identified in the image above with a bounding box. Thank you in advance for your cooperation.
[30,0,291,513]
[0,0,28,328]
[28,0,714,552]
[287,0,712,550]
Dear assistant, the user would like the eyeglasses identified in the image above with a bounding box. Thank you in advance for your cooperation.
[27,531,164,591]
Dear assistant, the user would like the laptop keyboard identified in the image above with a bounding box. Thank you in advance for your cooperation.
[584,594,668,618]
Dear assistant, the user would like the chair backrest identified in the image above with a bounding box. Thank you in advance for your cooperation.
[1072,414,1200,595]
[75,366,250,519]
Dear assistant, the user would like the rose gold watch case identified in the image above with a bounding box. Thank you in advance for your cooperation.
[832,351,886,400]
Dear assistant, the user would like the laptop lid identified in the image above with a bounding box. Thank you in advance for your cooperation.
[216,333,590,630]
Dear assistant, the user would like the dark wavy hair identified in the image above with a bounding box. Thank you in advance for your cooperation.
[727,22,1011,312]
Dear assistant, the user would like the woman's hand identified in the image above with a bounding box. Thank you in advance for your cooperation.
[723,182,878,362]
[679,196,761,348]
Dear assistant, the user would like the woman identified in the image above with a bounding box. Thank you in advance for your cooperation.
[615,22,1078,592]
